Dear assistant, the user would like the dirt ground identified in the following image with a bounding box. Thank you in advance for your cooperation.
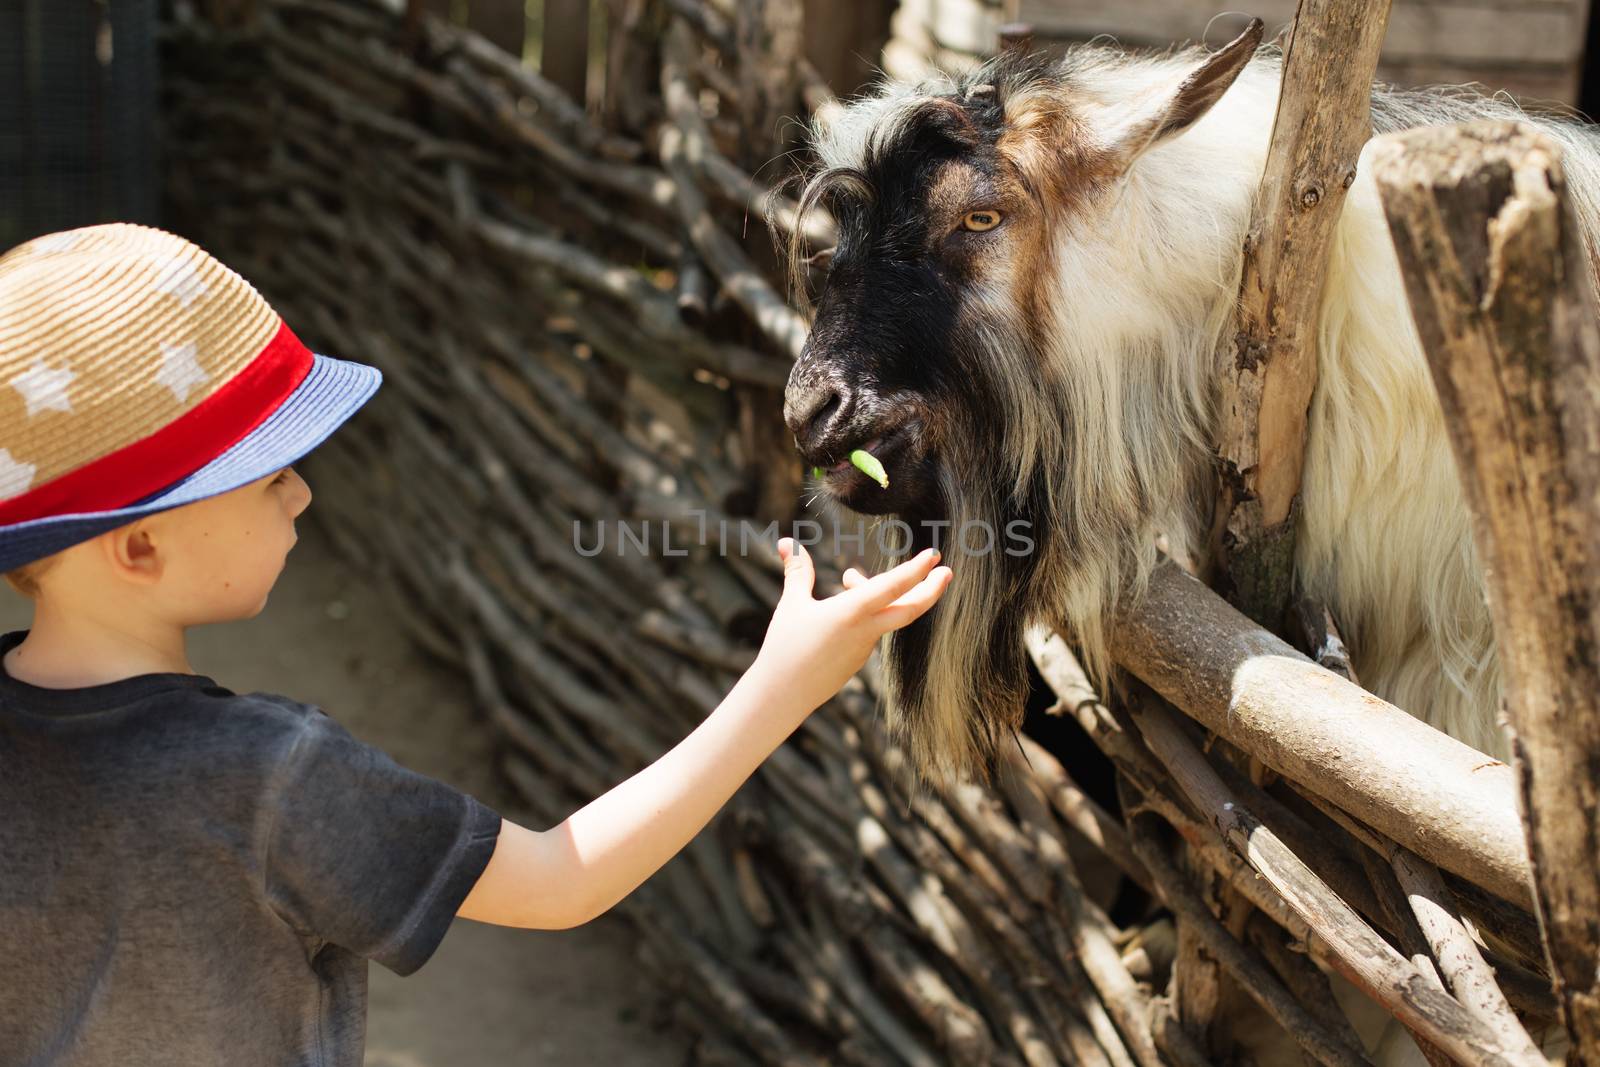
[0,518,691,1067]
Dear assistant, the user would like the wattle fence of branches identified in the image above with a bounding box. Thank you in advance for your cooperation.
[161,1,1600,1064]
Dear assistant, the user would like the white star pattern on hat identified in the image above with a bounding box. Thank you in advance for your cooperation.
[152,258,209,308]
[156,341,210,403]
[0,448,37,498]
[9,358,75,417]
[30,232,81,253]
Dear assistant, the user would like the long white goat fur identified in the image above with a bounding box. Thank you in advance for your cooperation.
[813,46,1600,763]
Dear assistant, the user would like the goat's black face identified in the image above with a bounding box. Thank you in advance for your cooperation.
[786,255,954,515]
[784,94,1029,518]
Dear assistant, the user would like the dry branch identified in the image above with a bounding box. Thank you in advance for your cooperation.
[1391,850,1543,1062]
[1130,695,1545,1067]
[1373,118,1600,1064]
[1129,815,1374,1067]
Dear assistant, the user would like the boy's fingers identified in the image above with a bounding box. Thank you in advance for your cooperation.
[851,549,939,614]
[874,567,953,630]
[780,538,815,598]
[874,584,932,612]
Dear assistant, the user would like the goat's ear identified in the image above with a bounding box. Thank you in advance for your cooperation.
[1098,17,1263,176]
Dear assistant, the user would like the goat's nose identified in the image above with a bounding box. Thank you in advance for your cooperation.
[784,378,851,449]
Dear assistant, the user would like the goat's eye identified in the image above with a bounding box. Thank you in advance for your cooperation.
[961,210,1002,232]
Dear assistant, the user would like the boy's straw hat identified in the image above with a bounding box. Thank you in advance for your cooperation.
[0,223,381,573]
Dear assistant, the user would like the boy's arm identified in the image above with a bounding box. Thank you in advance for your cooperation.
[456,540,950,930]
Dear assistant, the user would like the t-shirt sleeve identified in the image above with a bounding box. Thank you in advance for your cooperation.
[262,708,502,976]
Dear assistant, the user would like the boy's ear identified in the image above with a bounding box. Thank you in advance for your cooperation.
[99,522,164,585]
[1097,17,1263,178]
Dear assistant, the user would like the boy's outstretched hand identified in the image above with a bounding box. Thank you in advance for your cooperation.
[456,537,951,933]
[753,538,953,715]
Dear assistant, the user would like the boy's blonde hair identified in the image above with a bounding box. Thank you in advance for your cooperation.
[4,555,57,599]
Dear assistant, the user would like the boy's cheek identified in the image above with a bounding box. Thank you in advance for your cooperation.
[213,556,286,614]
[156,518,285,618]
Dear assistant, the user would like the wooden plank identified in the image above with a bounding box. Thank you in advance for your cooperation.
[1385,3,1584,62]
[1016,0,1585,64]
[541,0,591,103]
[1372,118,1600,1067]
[1376,59,1580,107]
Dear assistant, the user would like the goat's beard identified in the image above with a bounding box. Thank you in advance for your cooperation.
[869,324,1072,789]
[874,459,1040,788]
[868,319,1199,789]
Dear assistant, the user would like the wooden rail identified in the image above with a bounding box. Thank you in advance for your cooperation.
[1109,560,1534,911]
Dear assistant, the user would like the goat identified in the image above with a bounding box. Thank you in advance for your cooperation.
[780,21,1600,790]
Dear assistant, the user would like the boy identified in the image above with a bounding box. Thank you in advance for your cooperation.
[0,223,952,1066]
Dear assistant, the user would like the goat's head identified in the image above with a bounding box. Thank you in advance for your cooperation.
[781,20,1263,785]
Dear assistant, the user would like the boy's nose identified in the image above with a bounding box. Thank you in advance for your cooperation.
[287,470,312,515]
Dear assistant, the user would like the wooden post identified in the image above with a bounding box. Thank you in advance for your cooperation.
[601,0,654,134]
[1193,5,1391,1045]
[1209,0,1393,627]
[731,1,807,525]
[735,0,803,170]
[405,0,453,36]
[467,0,527,58]
[1372,119,1600,1065]
[802,0,895,100]
[542,0,591,104]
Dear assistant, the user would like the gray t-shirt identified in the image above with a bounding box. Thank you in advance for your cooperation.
[0,629,503,1067]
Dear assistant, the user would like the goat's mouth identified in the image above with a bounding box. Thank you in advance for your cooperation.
[809,419,933,515]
